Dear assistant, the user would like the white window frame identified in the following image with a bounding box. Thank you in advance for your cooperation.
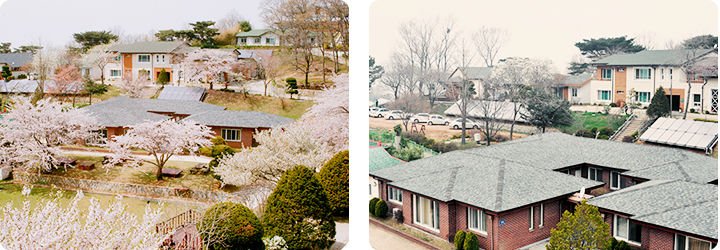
[266,38,275,44]
[675,234,715,250]
[635,92,650,103]
[221,129,241,141]
[138,54,150,63]
[614,215,641,246]
[571,88,578,97]
[413,195,440,231]
[693,94,702,107]
[467,207,486,233]
[601,68,612,80]
[598,90,611,101]
[539,204,544,227]
[388,186,402,204]
[110,70,121,77]
[588,167,602,182]
[254,38,261,43]
[610,171,621,190]
[635,68,651,80]
[529,206,534,230]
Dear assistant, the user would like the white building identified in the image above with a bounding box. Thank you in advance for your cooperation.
[236,29,280,47]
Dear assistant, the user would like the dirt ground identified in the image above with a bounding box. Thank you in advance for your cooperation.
[369,116,531,142]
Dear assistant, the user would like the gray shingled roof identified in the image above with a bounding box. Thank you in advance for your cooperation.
[236,29,275,37]
[460,132,717,184]
[556,73,593,86]
[0,53,32,68]
[81,96,226,127]
[0,80,83,94]
[592,49,716,66]
[370,148,604,213]
[463,67,493,79]
[444,100,527,122]
[108,42,188,54]
[184,111,293,128]
[588,180,717,240]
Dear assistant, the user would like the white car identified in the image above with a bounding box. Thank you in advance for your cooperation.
[426,115,449,125]
[410,113,430,123]
[369,107,379,117]
[384,110,405,120]
[371,108,389,118]
[448,118,479,130]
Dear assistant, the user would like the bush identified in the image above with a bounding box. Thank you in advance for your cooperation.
[589,187,610,196]
[694,118,718,123]
[621,136,634,143]
[464,231,479,250]
[630,131,638,137]
[17,74,26,79]
[598,135,609,140]
[605,237,631,250]
[386,146,423,162]
[609,103,617,107]
[369,198,380,214]
[705,110,711,114]
[492,134,508,142]
[318,150,349,216]
[690,108,696,113]
[199,202,264,250]
[209,145,235,169]
[156,69,169,85]
[454,230,466,250]
[393,124,402,136]
[374,199,388,218]
[263,165,335,250]
[432,142,458,153]
[285,77,298,97]
[598,127,614,137]
[219,88,235,92]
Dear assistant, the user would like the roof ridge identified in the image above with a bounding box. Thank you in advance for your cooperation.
[494,159,506,211]
[443,167,460,200]
[633,197,717,219]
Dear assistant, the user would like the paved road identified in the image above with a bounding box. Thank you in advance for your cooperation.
[61,149,212,164]
[369,223,427,250]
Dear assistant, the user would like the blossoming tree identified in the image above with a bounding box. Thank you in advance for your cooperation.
[0,186,169,249]
[180,49,235,90]
[105,119,213,180]
[215,74,349,186]
[0,98,101,174]
[117,73,149,98]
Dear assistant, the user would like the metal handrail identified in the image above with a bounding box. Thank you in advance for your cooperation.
[609,115,635,141]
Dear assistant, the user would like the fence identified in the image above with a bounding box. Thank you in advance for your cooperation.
[156,209,203,250]
[156,209,203,235]
[14,173,229,203]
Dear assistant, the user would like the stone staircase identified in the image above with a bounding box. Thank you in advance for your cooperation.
[611,118,642,142]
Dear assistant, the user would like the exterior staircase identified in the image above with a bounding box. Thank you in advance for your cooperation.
[611,118,642,142]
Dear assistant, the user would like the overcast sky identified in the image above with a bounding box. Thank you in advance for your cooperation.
[0,0,265,48]
[370,0,719,74]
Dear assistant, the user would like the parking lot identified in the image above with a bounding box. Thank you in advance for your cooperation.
[369,115,534,142]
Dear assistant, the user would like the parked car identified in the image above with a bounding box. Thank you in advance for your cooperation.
[427,115,449,125]
[410,113,430,123]
[448,118,479,129]
[369,107,379,117]
[371,108,389,118]
[385,110,405,120]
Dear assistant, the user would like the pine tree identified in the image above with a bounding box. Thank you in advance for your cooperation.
[547,200,610,250]
[263,165,336,250]
[646,87,671,119]
[286,77,299,99]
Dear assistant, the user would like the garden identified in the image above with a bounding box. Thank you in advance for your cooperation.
[559,111,631,139]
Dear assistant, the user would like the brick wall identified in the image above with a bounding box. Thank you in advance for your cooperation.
[495,200,561,250]
[454,203,492,249]
[642,225,675,249]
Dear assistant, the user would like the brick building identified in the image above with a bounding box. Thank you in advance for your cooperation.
[369,132,718,250]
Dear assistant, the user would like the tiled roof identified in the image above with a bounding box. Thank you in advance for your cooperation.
[184,111,294,128]
[236,29,275,37]
[108,42,188,54]
[592,49,716,66]
[588,180,717,240]
[81,96,226,127]
[0,53,32,68]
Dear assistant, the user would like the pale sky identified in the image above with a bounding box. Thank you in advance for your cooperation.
[370,0,719,74]
[0,0,265,48]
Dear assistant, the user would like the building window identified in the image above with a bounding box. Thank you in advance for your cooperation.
[138,55,150,62]
[254,38,261,43]
[221,129,240,141]
[615,215,642,244]
[114,55,121,61]
[529,206,534,230]
[598,90,611,101]
[240,38,247,44]
[661,68,665,80]
[467,207,486,232]
[88,129,108,145]
[571,88,578,97]
[539,204,544,227]
[388,187,402,203]
[266,38,275,44]
[693,94,701,107]
[588,167,602,182]
[635,68,651,80]
[601,68,612,79]
[669,69,673,80]
[635,92,650,103]
[413,195,439,230]
[611,171,621,189]
[110,70,121,77]
[675,234,716,250]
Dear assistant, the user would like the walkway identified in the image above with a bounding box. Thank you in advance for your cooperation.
[369,222,428,250]
[331,222,349,250]
[61,148,212,164]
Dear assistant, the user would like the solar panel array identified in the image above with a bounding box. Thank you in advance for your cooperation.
[639,117,718,151]
[157,86,206,101]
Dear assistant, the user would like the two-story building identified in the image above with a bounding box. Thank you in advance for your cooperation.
[105,41,198,83]
[445,67,493,99]
[588,49,718,113]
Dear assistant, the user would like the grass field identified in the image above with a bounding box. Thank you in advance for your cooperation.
[0,181,202,220]
[559,112,630,133]
[204,90,314,120]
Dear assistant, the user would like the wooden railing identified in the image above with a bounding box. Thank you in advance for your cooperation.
[156,209,202,235]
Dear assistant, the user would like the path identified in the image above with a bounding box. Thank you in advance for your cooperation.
[331,222,349,250]
[369,222,428,250]
[61,149,212,164]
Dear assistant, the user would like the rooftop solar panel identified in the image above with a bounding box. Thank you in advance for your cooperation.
[666,119,684,131]
[639,127,659,141]
[157,86,206,101]
[686,122,704,133]
[641,117,718,151]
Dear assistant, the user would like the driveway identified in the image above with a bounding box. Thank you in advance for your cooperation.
[369,223,428,250]
[331,222,349,250]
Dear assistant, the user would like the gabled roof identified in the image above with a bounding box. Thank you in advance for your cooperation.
[588,180,717,240]
[555,73,593,87]
[184,111,294,128]
[81,96,226,127]
[108,42,190,54]
[236,29,276,37]
[448,67,492,82]
[444,100,527,122]
[371,150,603,213]
[236,49,272,60]
[0,53,32,67]
[0,80,83,94]
[592,49,716,66]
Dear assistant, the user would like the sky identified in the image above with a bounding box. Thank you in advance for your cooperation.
[370,0,719,74]
[0,0,265,48]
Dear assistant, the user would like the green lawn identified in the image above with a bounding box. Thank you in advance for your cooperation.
[204,90,314,120]
[560,112,630,132]
[0,182,202,220]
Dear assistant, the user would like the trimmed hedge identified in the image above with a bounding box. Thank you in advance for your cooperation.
[464,231,479,250]
[369,198,379,214]
[374,199,388,218]
[198,202,264,250]
[454,230,466,250]
[318,150,349,216]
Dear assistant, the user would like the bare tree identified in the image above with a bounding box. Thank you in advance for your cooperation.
[432,16,457,72]
[472,26,510,67]
[674,49,718,119]
[28,41,61,104]
[453,35,477,145]
[634,31,658,50]
[397,17,437,92]
[382,56,417,100]
[256,50,283,96]
[216,9,247,32]
[387,92,429,132]
[261,0,316,86]
[422,68,449,111]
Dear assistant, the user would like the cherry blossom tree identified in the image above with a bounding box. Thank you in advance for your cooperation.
[84,44,118,85]
[117,73,148,98]
[215,74,348,187]
[0,186,169,249]
[180,49,235,90]
[105,119,213,180]
[256,50,283,96]
[50,64,83,106]
[0,98,101,174]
